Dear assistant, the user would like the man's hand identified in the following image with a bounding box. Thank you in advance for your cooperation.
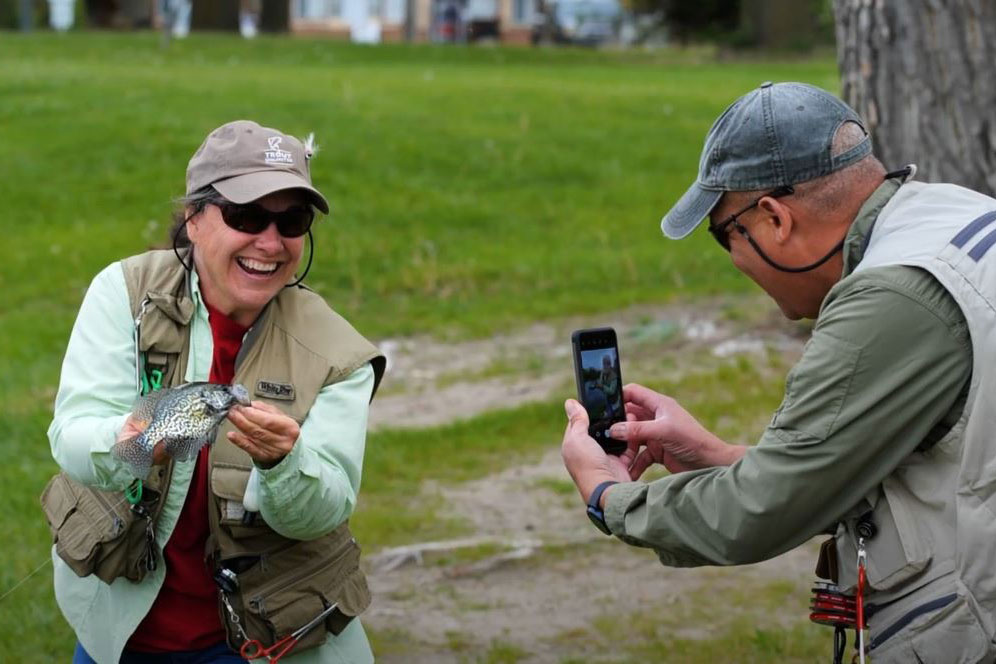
[608,383,746,478]
[561,399,632,506]
[227,401,301,467]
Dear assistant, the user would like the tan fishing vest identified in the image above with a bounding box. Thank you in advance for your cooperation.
[828,181,996,663]
[46,249,385,655]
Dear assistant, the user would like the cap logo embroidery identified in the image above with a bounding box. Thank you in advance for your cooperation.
[264,136,293,165]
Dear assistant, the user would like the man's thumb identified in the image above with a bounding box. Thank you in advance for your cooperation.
[564,399,588,426]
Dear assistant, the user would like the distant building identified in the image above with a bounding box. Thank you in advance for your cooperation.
[290,0,535,43]
[95,0,617,45]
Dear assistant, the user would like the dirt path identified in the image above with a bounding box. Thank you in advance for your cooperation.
[361,297,820,662]
[368,295,807,431]
[365,447,821,663]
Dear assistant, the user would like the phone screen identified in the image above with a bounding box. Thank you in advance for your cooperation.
[572,328,626,455]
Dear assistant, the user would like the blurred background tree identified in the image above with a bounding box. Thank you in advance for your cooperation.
[618,0,832,49]
[834,0,996,196]
[259,0,289,32]
[191,0,239,31]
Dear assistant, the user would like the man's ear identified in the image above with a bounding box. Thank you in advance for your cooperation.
[757,197,793,244]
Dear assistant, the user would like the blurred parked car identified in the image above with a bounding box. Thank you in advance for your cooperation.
[531,0,620,46]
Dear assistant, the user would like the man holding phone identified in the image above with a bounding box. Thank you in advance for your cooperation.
[561,82,996,663]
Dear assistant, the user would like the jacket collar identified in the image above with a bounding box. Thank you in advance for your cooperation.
[841,166,917,277]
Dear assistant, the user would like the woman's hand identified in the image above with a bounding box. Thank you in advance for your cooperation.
[227,401,301,467]
[117,414,169,466]
[608,383,746,478]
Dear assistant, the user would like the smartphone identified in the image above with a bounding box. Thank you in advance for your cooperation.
[571,327,626,455]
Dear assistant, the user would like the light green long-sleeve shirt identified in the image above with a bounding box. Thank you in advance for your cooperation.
[605,179,973,567]
[48,261,375,664]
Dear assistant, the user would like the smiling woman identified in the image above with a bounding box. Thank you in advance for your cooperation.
[43,120,386,664]
[178,188,312,326]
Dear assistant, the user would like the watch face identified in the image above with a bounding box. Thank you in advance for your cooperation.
[587,505,611,535]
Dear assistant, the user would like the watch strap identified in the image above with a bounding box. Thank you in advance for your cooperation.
[586,480,618,535]
[588,480,618,511]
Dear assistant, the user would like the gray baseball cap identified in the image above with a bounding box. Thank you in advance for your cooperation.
[660,82,870,239]
[186,120,330,214]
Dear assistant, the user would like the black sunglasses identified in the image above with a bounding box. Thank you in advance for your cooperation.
[707,185,794,252]
[216,202,315,238]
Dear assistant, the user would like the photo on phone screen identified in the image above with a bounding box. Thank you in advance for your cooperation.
[572,328,626,455]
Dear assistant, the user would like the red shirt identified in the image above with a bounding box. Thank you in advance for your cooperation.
[128,302,248,652]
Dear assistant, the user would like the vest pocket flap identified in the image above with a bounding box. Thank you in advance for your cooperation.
[873,479,933,590]
[262,594,329,653]
[837,482,933,592]
[40,473,80,533]
[56,510,103,562]
[140,306,185,353]
[211,465,250,501]
[330,568,372,620]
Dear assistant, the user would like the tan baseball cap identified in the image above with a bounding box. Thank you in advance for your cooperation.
[186,120,330,214]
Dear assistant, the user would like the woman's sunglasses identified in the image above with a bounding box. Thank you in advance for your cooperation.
[217,202,315,238]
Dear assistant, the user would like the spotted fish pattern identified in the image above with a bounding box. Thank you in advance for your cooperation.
[112,382,251,479]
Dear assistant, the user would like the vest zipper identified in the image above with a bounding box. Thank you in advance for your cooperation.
[133,296,151,394]
[868,593,957,651]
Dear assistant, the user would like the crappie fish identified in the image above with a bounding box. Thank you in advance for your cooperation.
[112,382,251,479]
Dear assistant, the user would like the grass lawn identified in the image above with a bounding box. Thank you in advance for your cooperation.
[0,31,835,660]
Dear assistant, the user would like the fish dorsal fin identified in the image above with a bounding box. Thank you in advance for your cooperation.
[131,388,172,422]
[132,381,222,421]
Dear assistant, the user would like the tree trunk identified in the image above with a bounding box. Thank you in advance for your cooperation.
[192,0,240,31]
[260,0,289,32]
[833,0,996,196]
[741,0,816,50]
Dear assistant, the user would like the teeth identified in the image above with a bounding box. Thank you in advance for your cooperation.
[238,257,279,273]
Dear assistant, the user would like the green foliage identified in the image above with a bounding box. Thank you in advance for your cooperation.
[664,0,741,43]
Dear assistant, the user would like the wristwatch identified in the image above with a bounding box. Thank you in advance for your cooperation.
[586,481,618,535]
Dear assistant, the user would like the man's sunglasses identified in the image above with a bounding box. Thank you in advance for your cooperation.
[707,185,794,252]
[217,202,315,238]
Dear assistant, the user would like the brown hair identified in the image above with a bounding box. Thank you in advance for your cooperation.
[168,185,228,248]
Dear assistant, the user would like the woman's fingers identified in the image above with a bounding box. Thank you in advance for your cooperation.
[226,402,299,466]
[227,429,286,465]
[231,403,298,437]
[247,400,281,414]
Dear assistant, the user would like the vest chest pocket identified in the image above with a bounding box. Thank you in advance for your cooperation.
[210,465,270,538]
[835,483,933,593]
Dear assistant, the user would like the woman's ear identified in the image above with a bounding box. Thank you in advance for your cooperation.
[758,197,793,244]
[184,207,200,242]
